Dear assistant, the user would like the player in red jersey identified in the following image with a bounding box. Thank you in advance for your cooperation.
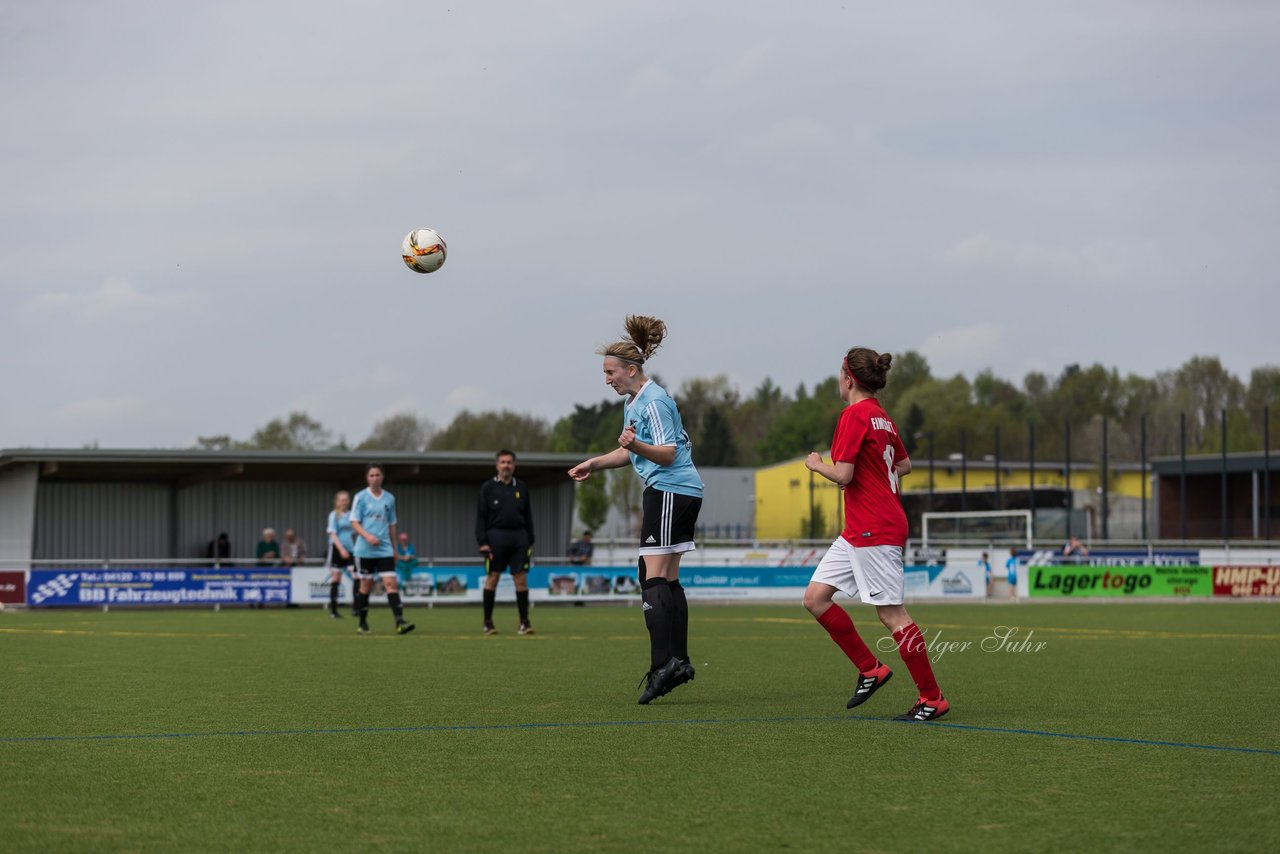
[802,346,949,722]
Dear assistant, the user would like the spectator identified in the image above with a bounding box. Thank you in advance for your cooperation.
[396,532,419,590]
[207,532,232,566]
[978,551,992,596]
[1063,536,1089,559]
[256,528,280,566]
[281,529,307,568]
[568,530,595,566]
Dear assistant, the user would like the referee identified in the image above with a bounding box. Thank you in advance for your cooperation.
[476,448,536,635]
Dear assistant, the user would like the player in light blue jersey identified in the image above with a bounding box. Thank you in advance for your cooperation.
[349,463,414,636]
[324,490,355,618]
[570,315,703,704]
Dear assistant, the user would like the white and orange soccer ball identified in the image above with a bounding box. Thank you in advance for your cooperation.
[401,228,447,274]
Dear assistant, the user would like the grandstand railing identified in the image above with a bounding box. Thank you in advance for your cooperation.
[3,537,1280,570]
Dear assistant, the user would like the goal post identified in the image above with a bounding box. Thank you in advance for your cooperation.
[921,510,1033,549]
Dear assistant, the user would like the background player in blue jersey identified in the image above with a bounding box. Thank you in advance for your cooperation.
[350,463,414,636]
[569,316,703,704]
[324,490,355,618]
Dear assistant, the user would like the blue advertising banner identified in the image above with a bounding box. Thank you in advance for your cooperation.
[28,568,292,607]
[1017,548,1200,567]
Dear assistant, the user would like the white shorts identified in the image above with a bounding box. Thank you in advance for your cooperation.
[810,539,905,606]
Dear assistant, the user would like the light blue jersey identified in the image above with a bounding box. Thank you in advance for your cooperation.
[327,510,354,548]
[350,488,397,558]
[625,380,703,498]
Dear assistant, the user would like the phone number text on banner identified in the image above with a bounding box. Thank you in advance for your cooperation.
[28,568,292,607]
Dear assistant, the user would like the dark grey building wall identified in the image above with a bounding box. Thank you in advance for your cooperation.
[34,482,171,560]
[32,478,576,563]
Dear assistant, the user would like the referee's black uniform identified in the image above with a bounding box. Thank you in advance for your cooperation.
[476,476,535,558]
[476,476,535,630]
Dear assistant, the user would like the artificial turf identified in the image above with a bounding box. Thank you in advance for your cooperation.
[2,600,1277,852]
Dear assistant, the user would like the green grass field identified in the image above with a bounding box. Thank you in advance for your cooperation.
[2,600,1277,852]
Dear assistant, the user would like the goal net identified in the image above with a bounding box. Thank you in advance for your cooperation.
[921,510,1033,549]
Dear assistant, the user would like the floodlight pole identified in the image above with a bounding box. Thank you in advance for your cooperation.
[1065,420,1073,540]
[1221,409,1229,543]
[1101,415,1109,542]
[1179,412,1187,541]
[994,425,1002,510]
[1140,415,1148,542]
[1029,422,1037,541]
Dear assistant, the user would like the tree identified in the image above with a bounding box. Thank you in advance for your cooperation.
[548,400,625,454]
[358,413,435,452]
[697,405,740,466]
[1246,366,1280,442]
[428,410,550,452]
[243,412,333,450]
[901,403,925,455]
[608,468,643,538]
[733,377,788,466]
[880,350,932,415]
[756,376,843,465]
[576,474,610,533]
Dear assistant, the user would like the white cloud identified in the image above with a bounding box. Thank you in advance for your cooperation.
[49,395,145,425]
[943,234,1160,285]
[444,385,492,414]
[22,277,204,318]
[369,396,422,424]
[918,323,1006,374]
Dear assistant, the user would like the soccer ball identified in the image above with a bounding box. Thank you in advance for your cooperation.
[402,228,447,274]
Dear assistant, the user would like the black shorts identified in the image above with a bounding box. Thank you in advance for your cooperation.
[354,555,396,578]
[326,543,355,569]
[485,530,531,575]
[639,487,701,556]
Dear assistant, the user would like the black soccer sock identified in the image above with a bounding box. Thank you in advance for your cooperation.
[356,590,368,622]
[669,580,689,662]
[387,592,404,622]
[641,577,674,670]
[483,588,496,624]
[516,589,530,624]
[328,581,339,611]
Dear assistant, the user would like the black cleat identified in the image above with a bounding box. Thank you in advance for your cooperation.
[357,623,371,635]
[846,663,893,709]
[637,657,681,705]
[665,659,696,695]
[517,622,535,636]
[894,696,950,722]
[396,621,415,635]
[483,622,498,636]
[329,609,343,619]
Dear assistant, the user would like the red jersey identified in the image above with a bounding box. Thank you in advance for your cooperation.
[830,398,909,547]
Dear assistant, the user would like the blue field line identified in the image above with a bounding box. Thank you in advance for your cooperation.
[2,714,1278,756]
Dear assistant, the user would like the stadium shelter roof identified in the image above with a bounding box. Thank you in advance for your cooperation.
[0,448,583,486]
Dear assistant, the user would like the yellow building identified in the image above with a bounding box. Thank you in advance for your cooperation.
[753,455,1149,540]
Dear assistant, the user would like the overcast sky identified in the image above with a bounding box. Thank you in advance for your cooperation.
[2,1,1277,449]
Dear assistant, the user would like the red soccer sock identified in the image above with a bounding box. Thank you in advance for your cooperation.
[893,622,942,702]
[816,604,879,673]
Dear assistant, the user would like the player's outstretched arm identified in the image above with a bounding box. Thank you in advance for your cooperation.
[569,447,630,480]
